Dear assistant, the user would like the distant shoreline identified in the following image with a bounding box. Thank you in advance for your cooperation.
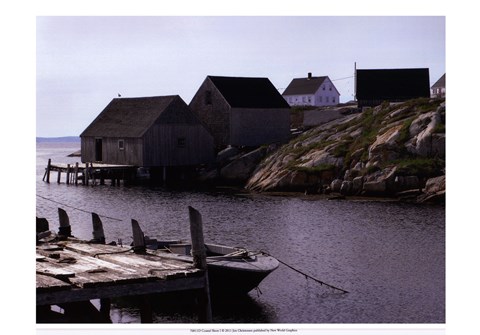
[36,136,80,143]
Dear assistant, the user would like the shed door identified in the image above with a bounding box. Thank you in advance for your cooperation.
[95,138,103,161]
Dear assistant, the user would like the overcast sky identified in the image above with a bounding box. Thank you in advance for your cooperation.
[36,16,445,137]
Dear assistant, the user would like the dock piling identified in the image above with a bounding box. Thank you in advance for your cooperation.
[58,207,72,237]
[91,213,106,244]
[44,159,51,183]
[131,219,146,254]
[188,206,212,323]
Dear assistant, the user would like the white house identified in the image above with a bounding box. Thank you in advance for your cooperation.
[282,73,340,107]
[431,73,445,98]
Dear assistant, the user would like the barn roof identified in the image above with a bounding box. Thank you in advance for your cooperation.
[431,73,446,88]
[80,95,200,138]
[282,76,329,95]
[356,68,430,101]
[208,76,290,109]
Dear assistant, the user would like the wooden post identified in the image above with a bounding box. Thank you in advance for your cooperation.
[84,164,89,185]
[100,298,112,322]
[91,212,106,244]
[66,164,71,184]
[74,162,79,185]
[58,208,72,237]
[57,169,61,184]
[140,295,153,323]
[188,206,212,323]
[91,163,96,186]
[36,217,49,233]
[43,158,51,183]
[131,219,146,254]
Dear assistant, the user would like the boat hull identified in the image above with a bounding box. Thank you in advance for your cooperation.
[151,242,279,295]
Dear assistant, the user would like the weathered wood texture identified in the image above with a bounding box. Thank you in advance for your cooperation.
[80,95,214,167]
[230,107,291,146]
[36,239,203,306]
[189,76,291,149]
[189,77,231,148]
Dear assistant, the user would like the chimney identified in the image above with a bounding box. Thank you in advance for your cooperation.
[307,72,312,80]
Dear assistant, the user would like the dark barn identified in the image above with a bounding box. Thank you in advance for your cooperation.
[356,68,430,108]
[80,95,214,168]
[189,76,291,149]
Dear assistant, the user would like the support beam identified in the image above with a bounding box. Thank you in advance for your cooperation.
[131,219,146,254]
[58,208,72,237]
[188,206,212,323]
[91,213,106,244]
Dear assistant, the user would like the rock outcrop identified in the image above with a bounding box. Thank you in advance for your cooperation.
[245,98,446,203]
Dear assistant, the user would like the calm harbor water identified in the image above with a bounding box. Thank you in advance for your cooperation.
[36,142,445,324]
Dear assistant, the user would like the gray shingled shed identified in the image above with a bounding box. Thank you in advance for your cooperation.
[189,76,291,149]
[80,95,214,167]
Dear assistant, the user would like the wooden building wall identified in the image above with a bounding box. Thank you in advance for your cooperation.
[230,108,291,147]
[81,137,144,165]
[143,124,214,167]
[189,78,231,149]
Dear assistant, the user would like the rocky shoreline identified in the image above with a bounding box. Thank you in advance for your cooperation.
[200,97,446,205]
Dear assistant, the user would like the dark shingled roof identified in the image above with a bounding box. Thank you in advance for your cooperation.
[431,73,446,88]
[282,76,328,95]
[356,68,430,101]
[208,76,290,109]
[80,95,199,138]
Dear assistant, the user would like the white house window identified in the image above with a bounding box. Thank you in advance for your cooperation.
[302,96,306,103]
[322,86,325,91]
[326,97,329,103]
[329,86,332,91]
[307,97,311,103]
[333,97,336,103]
[118,139,124,150]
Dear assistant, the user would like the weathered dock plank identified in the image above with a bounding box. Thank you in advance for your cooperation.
[36,274,72,292]
[36,206,212,323]
[36,239,204,305]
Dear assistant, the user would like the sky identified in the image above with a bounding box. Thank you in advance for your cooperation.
[36,16,445,137]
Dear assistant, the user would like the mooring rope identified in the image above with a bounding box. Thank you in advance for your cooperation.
[260,250,349,294]
[93,247,135,258]
[36,194,123,222]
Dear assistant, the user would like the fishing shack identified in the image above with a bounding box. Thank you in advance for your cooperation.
[355,68,431,108]
[80,95,215,181]
[189,76,291,150]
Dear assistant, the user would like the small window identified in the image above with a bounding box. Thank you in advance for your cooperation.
[118,139,124,150]
[205,90,212,105]
[322,86,325,91]
[329,86,332,91]
[333,97,336,103]
[326,96,329,103]
[177,137,186,148]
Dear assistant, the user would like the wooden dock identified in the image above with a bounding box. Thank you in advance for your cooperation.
[42,158,137,186]
[36,207,212,323]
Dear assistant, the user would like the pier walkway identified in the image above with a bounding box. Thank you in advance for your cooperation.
[36,207,212,323]
[42,159,137,186]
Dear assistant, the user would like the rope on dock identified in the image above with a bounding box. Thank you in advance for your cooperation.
[36,194,123,222]
[260,250,349,294]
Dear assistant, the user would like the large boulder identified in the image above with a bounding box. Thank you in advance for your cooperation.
[368,124,403,164]
[220,147,267,182]
[417,175,446,204]
[406,111,445,157]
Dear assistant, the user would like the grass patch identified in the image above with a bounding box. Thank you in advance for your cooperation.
[394,157,444,177]
[289,164,336,174]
